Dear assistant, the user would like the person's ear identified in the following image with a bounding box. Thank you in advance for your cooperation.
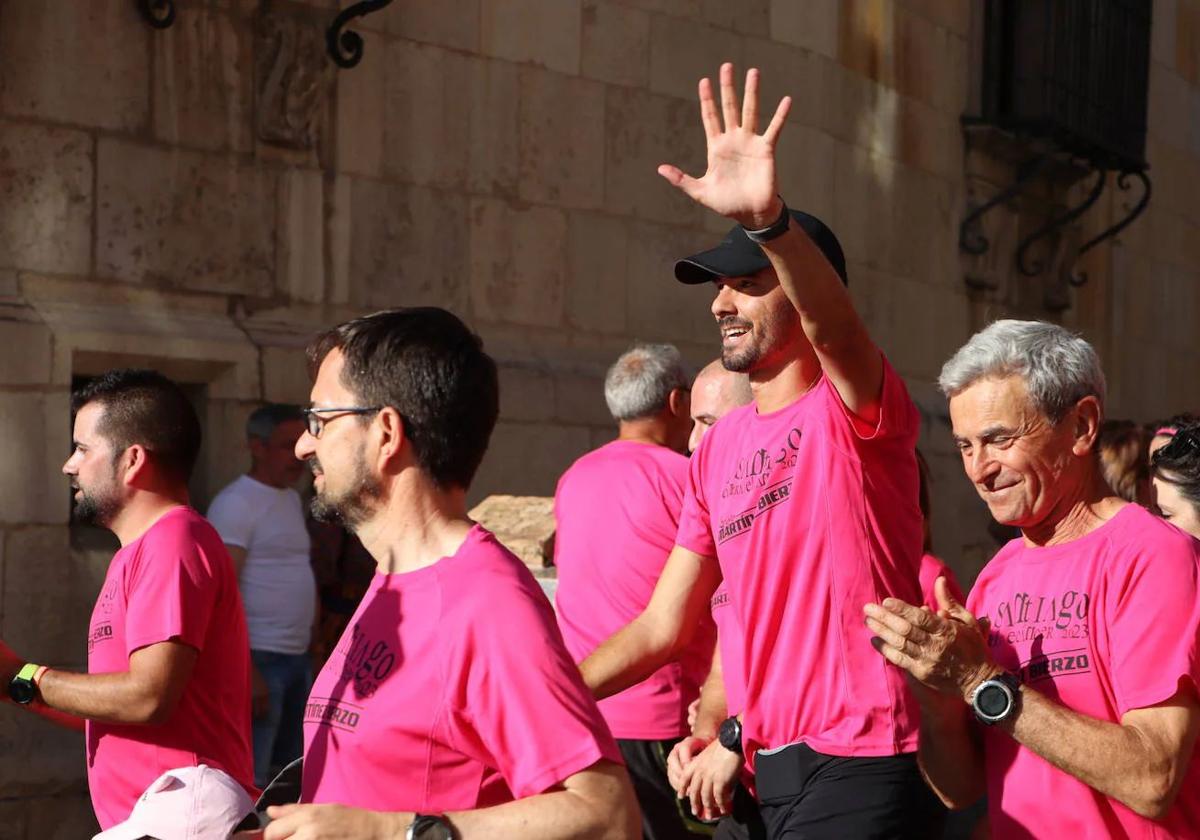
[668,387,691,420]
[119,444,149,486]
[1072,396,1102,457]
[376,407,407,470]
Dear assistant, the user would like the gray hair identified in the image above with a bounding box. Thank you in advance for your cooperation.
[938,320,1106,421]
[604,344,689,422]
[246,403,305,442]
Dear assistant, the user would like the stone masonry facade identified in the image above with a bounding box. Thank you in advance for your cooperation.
[1,0,1199,832]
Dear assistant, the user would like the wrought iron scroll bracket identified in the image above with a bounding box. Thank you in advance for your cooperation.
[1067,170,1153,287]
[1015,168,1107,277]
[959,155,1052,256]
[137,0,176,29]
[326,0,394,69]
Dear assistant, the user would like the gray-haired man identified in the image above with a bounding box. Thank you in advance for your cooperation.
[556,344,715,840]
[865,320,1200,837]
[208,403,317,788]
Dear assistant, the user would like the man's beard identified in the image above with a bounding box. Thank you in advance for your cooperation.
[73,485,121,527]
[719,309,800,373]
[719,317,763,373]
[308,450,382,531]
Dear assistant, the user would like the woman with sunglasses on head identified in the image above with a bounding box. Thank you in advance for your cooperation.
[1150,422,1200,539]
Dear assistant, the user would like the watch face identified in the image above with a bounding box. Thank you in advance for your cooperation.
[413,816,453,840]
[8,679,34,705]
[976,683,1011,719]
[718,717,742,751]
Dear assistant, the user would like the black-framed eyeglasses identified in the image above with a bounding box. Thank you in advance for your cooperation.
[302,406,383,438]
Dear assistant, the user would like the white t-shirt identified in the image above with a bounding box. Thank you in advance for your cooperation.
[207,475,316,655]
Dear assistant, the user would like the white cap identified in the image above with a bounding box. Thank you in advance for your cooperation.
[93,765,254,840]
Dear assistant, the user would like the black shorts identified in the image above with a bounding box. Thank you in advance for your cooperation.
[754,743,945,839]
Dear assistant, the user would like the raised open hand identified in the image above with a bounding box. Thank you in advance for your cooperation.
[658,62,791,229]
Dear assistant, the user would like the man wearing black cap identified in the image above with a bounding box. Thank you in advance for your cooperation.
[581,64,937,837]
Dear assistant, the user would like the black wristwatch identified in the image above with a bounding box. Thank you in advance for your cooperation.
[970,671,1021,726]
[407,814,453,840]
[8,663,41,705]
[717,715,743,755]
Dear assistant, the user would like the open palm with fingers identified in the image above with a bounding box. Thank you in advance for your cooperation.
[658,62,792,229]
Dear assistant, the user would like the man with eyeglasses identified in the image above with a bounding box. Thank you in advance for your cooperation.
[260,307,639,840]
[866,320,1200,837]
[208,404,318,790]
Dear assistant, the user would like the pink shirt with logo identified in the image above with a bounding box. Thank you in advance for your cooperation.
[301,526,622,811]
[554,440,715,740]
[677,360,924,760]
[967,504,1200,838]
[86,507,255,829]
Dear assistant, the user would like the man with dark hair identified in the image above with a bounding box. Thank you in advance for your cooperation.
[554,343,712,840]
[208,403,316,788]
[0,369,255,831]
[262,308,639,839]
[581,65,939,837]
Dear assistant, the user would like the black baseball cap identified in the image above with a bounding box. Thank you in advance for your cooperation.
[674,210,849,286]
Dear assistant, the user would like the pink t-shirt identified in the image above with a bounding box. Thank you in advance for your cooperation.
[302,525,622,811]
[967,504,1200,838]
[86,506,255,829]
[554,440,715,740]
[677,359,924,759]
[919,552,965,612]
[709,582,745,716]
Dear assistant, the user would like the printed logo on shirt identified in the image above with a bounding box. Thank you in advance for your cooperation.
[714,427,802,544]
[979,589,1091,646]
[335,622,397,699]
[88,622,114,653]
[304,696,363,733]
[710,589,730,610]
[1017,647,1093,684]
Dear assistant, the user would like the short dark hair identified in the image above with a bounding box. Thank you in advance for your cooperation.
[307,308,499,491]
[72,369,202,483]
[246,403,305,442]
[1151,422,1200,509]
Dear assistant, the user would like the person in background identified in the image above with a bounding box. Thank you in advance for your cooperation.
[0,370,255,830]
[555,343,713,840]
[1148,413,1199,461]
[208,404,317,789]
[669,358,760,840]
[1097,419,1152,506]
[1151,422,1200,540]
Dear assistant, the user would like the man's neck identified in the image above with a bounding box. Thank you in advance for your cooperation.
[750,349,822,414]
[1021,474,1126,547]
[354,478,474,575]
[617,417,675,450]
[109,491,190,547]
[246,464,290,489]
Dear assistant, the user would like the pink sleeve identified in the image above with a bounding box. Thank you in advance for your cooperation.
[123,528,219,655]
[1106,538,1200,715]
[675,437,716,558]
[827,356,919,448]
[451,588,622,798]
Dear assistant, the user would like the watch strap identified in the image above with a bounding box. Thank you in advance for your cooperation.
[14,663,39,683]
[742,199,790,244]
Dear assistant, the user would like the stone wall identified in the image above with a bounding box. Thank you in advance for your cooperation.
[0,0,1198,830]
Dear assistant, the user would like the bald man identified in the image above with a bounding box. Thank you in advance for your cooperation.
[688,359,754,453]
[672,360,761,838]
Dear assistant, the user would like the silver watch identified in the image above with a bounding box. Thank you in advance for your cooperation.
[407,814,453,840]
[970,672,1021,726]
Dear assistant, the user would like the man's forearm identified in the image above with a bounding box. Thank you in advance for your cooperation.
[20,698,86,732]
[581,615,678,700]
[692,649,727,741]
[916,695,985,809]
[39,668,170,725]
[1005,686,1191,818]
[446,767,638,840]
[763,224,870,356]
